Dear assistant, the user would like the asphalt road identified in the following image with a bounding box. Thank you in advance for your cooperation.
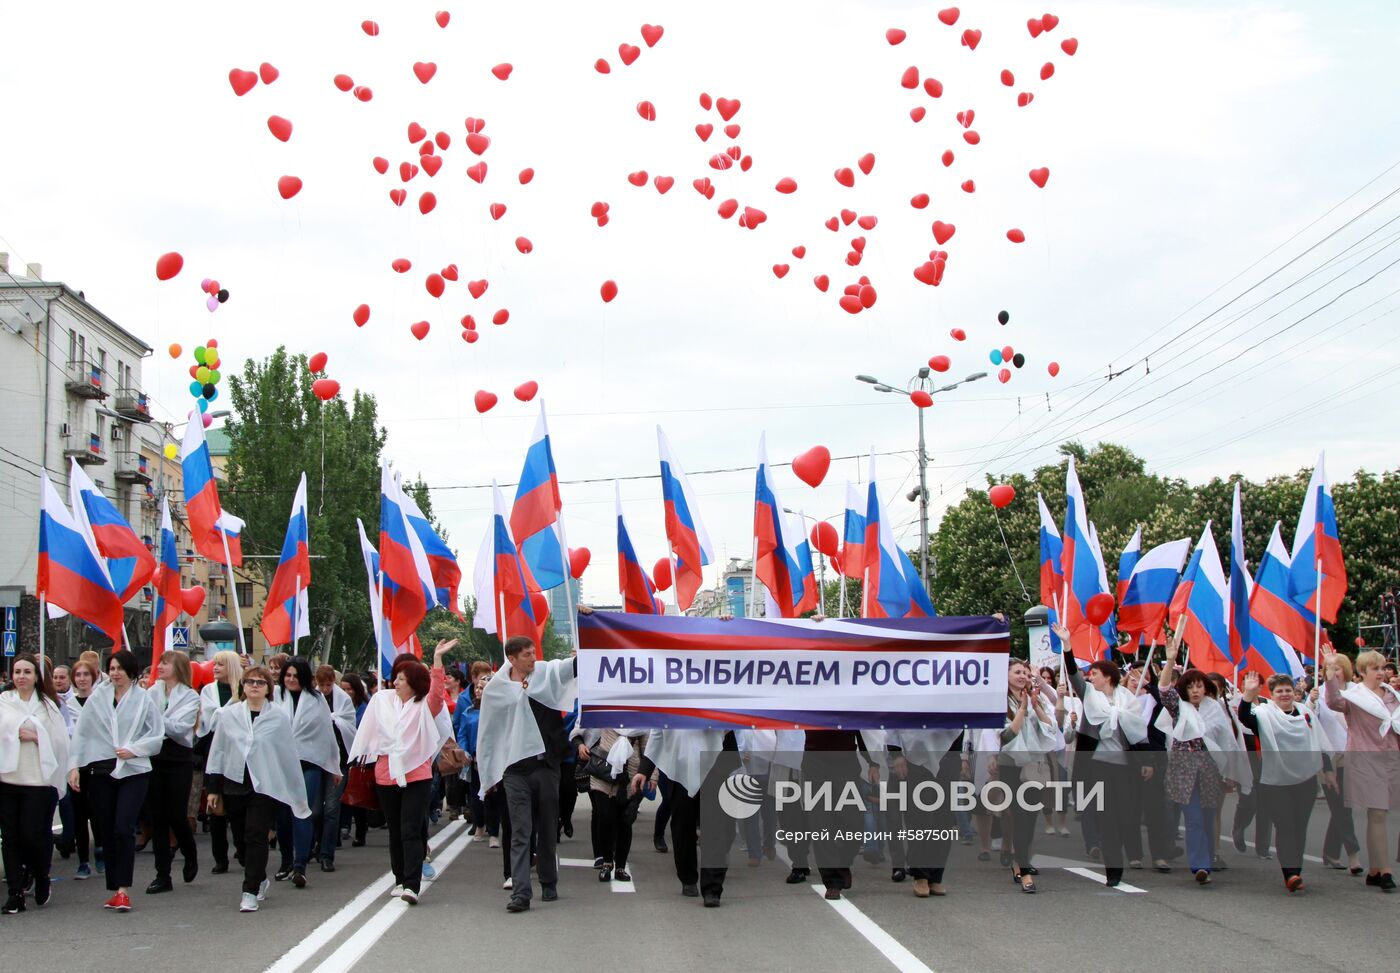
[5,796,1399,973]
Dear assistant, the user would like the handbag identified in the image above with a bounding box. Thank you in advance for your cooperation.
[438,739,468,775]
[585,745,619,781]
[342,759,380,810]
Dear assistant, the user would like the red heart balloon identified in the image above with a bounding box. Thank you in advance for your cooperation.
[910,390,933,408]
[1086,592,1115,626]
[389,189,406,207]
[600,280,618,303]
[1041,13,1060,31]
[308,352,328,373]
[792,246,806,258]
[1027,17,1044,37]
[1029,167,1050,188]
[695,123,714,142]
[155,252,184,281]
[277,175,303,199]
[942,149,955,166]
[490,202,506,220]
[312,378,340,401]
[911,193,930,209]
[641,24,664,47]
[699,92,713,110]
[1018,92,1035,107]
[462,331,479,344]
[399,162,419,182]
[465,117,486,134]
[569,547,591,579]
[228,68,258,96]
[654,175,674,194]
[408,121,427,143]
[353,86,373,102]
[373,156,389,174]
[492,309,510,326]
[961,180,976,193]
[950,327,966,341]
[361,20,379,36]
[491,63,513,81]
[938,7,960,25]
[858,215,877,230]
[963,130,981,145]
[1041,61,1055,80]
[518,167,534,184]
[813,275,829,292]
[425,273,445,297]
[353,304,370,327]
[928,355,950,372]
[421,155,443,177]
[180,585,206,617]
[716,97,741,121]
[636,100,656,121]
[886,28,906,44]
[841,209,857,225]
[717,199,738,219]
[419,191,437,215]
[961,28,981,49]
[1007,228,1026,243]
[514,381,539,402]
[924,77,944,98]
[792,446,832,488]
[436,10,450,27]
[515,236,532,254]
[334,74,355,92]
[618,43,641,65]
[839,294,863,314]
[466,132,491,155]
[742,206,767,229]
[468,279,488,299]
[474,390,498,413]
[932,221,956,244]
[627,170,648,187]
[266,115,292,142]
[1001,69,1015,87]
[825,217,839,231]
[988,484,1016,509]
[857,153,876,175]
[901,66,920,89]
[413,61,437,84]
[410,321,430,340]
[1061,37,1078,56]
[467,162,488,183]
[772,264,790,279]
[910,107,926,122]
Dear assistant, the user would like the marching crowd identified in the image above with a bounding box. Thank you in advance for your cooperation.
[1,614,1399,919]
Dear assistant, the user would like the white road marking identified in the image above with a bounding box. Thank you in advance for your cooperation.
[261,819,465,973]
[558,855,636,892]
[1063,867,1148,893]
[305,823,474,973]
[811,885,937,973]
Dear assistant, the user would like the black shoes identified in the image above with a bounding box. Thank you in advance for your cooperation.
[211,862,229,875]
[702,891,721,907]
[321,860,336,873]
[33,879,50,907]
[615,868,631,882]
[1,893,23,914]
[681,883,699,897]
[654,838,669,854]
[274,865,294,882]
[1365,872,1396,892]
[183,858,198,884]
[784,867,810,884]
[292,868,307,888]
[891,868,906,883]
[506,897,530,912]
[1105,868,1123,888]
[1232,828,1247,854]
[599,866,613,882]
[542,886,558,902]
[146,877,174,895]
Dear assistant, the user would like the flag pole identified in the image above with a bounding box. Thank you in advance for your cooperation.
[292,574,300,655]
[557,511,584,651]
[837,565,847,620]
[38,593,46,673]
[746,536,758,618]
[664,540,681,617]
[219,528,247,655]
[1313,555,1323,669]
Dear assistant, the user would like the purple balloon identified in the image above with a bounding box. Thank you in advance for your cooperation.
[206,296,219,311]
[201,412,213,428]
[200,277,212,291]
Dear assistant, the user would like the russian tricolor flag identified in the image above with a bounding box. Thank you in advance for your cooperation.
[1037,494,1064,607]
[841,482,868,582]
[1227,482,1251,670]
[658,427,714,612]
[616,483,661,615]
[1248,522,1314,675]
[180,417,228,564]
[1288,452,1347,624]
[261,473,311,648]
[753,435,817,618]
[512,406,567,592]
[399,473,462,617]
[1061,456,1110,664]
[863,456,934,619]
[1116,526,1141,607]
[37,471,124,646]
[379,467,433,646]
[1117,537,1189,643]
[1181,522,1234,678]
[357,518,395,679]
[153,497,183,655]
[68,460,154,604]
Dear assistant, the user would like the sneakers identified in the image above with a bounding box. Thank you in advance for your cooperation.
[239,892,259,913]
[291,869,307,888]
[94,849,105,874]
[274,865,294,882]
[257,879,270,902]
[489,836,501,849]
[390,884,404,898]
[502,877,513,890]
[422,863,436,881]
[75,863,92,880]
[103,891,132,912]
[2,893,24,914]
[34,878,51,907]
[400,888,419,906]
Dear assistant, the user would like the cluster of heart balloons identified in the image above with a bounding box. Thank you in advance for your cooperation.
[473,381,540,414]
[308,351,340,401]
[199,276,231,313]
[185,339,224,424]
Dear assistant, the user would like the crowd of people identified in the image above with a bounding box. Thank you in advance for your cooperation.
[1,613,1398,919]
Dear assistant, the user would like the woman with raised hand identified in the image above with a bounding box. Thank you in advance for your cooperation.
[347,640,455,905]
[998,659,1056,893]
[1323,645,1400,892]
[0,654,70,913]
[1312,651,1362,874]
[144,651,201,895]
[205,666,311,913]
[66,650,164,912]
[198,650,244,874]
[272,657,342,888]
[1237,670,1325,892]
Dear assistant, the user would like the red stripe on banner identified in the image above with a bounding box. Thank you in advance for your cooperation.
[586,705,804,729]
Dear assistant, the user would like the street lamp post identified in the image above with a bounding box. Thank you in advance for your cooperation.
[783,508,842,614]
[855,369,987,595]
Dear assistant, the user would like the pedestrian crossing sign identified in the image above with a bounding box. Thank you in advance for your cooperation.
[172,627,190,648]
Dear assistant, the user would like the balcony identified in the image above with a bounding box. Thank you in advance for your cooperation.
[114,386,153,423]
[62,428,106,466]
[113,450,153,485]
[64,360,107,400]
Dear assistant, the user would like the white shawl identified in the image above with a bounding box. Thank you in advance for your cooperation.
[1155,695,1251,792]
[1002,694,1056,767]
[888,728,962,774]
[67,682,165,778]
[0,691,70,790]
[56,688,77,736]
[206,702,311,817]
[1083,684,1149,757]
[476,658,576,795]
[1340,683,1400,740]
[644,728,727,796]
[1317,682,1348,753]
[273,687,341,777]
[150,681,200,750]
[196,682,231,740]
[736,728,777,776]
[347,689,448,787]
[326,684,358,755]
[1249,700,1325,786]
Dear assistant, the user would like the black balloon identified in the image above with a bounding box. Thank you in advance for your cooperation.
[1012,352,1025,368]
[997,310,1010,325]
[202,383,216,399]
[217,288,230,303]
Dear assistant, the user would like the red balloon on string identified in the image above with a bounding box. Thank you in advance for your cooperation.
[569,547,591,579]
[811,521,840,559]
[474,390,498,413]
[910,390,933,408]
[312,378,340,401]
[191,660,216,691]
[988,484,1016,509]
[1086,593,1115,626]
[792,446,831,488]
[308,352,328,373]
[181,586,206,617]
[653,557,674,592]
[1047,361,1060,377]
[514,381,538,402]
[928,355,950,372]
[155,252,184,281]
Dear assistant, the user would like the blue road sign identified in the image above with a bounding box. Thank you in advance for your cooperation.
[172,627,190,648]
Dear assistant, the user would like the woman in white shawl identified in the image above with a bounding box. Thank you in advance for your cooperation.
[347,640,454,904]
[198,650,244,874]
[1311,651,1362,873]
[205,665,310,913]
[0,654,70,913]
[66,649,164,912]
[1057,644,1148,889]
[1237,670,1326,892]
[144,651,201,895]
[271,656,341,887]
[998,659,1056,893]
[312,664,357,873]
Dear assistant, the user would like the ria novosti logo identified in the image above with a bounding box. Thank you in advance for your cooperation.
[717,773,766,820]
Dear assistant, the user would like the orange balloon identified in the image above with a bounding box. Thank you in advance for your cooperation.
[168,343,183,359]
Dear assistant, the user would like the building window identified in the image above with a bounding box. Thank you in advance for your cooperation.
[77,334,85,364]
[238,583,254,608]
[68,329,76,362]
[242,628,254,654]
[97,349,106,382]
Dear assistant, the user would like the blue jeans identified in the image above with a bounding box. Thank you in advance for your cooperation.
[317,773,346,864]
[277,766,323,870]
[1180,783,1215,873]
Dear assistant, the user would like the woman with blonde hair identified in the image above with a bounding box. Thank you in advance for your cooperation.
[145,651,201,894]
[198,650,245,875]
[1323,646,1400,891]
[1313,650,1362,873]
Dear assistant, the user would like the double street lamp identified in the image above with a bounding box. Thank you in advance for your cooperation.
[855,368,987,593]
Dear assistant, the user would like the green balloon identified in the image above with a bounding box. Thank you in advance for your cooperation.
[207,369,221,384]
[195,366,211,384]
[193,345,207,364]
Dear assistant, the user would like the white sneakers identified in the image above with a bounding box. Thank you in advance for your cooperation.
[502,877,512,890]
[400,888,419,906]
[390,884,404,898]
[489,837,501,849]
[240,893,258,913]
[257,879,270,902]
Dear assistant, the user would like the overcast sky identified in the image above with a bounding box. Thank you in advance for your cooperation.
[3,0,1398,603]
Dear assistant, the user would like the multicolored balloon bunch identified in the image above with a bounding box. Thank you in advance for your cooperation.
[200,276,231,312]
[186,338,224,426]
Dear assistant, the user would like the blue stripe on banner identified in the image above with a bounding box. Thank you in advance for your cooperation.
[580,707,1004,730]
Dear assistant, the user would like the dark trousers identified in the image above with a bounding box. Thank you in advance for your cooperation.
[276,767,322,870]
[903,757,956,883]
[1233,749,1273,853]
[1322,766,1360,859]
[68,784,98,864]
[654,772,673,842]
[467,765,497,837]
[492,787,518,877]
[669,750,740,897]
[445,773,467,813]
[1138,752,1174,861]
[376,779,432,893]
[0,783,56,893]
[87,771,150,890]
[1094,761,1143,868]
[210,802,247,868]
[811,754,861,892]
[1260,778,1317,877]
[998,764,1039,870]
[225,791,277,895]
[316,772,346,864]
[147,759,197,880]
[590,788,644,869]
[779,769,811,870]
[558,763,578,836]
[503,763,559,902]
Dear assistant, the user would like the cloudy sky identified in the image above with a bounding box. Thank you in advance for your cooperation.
[3,0,1398,603]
